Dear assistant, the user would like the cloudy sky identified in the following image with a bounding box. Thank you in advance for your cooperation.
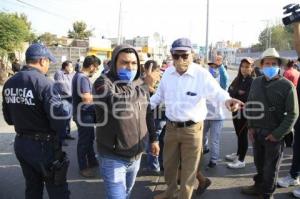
[1,0,294,47]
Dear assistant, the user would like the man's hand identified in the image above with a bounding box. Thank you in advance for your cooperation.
[265,134,278,142]
[248,128,255,143]
[225,98,244,112]
[150,141,160,156]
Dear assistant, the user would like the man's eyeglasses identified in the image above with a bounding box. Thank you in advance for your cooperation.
[172,54,190,60]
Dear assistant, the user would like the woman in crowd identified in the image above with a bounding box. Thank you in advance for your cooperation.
[226,58,255,169]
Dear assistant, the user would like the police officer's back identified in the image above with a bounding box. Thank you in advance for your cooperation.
[2,43,70,199]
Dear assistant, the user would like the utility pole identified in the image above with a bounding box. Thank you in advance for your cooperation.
[205,0,210,63]
[269,23,272,48]
[266,21,269,49]
[265,20,272,49]
[117,0,122,45]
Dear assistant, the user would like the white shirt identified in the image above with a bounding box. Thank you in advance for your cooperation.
[150,63,230,122]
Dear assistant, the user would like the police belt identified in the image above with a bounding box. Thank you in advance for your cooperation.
[16,133,53,142]
[167,120,197,128]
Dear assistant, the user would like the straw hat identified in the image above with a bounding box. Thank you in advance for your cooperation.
[254,48,288,66]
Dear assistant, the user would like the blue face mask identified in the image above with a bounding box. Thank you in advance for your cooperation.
[209,67,219,78]
[262,66,279,79]
[117,68,137,82]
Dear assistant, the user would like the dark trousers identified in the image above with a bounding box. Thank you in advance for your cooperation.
[75,114,98,171]
[290,122,300,178]
[253,129,284,198]
[60,99,72,141]
[232,117,248,162]
[14,136,70,199]
[60,118,71,141]
[159,125,166,170]
[284,132,294,147]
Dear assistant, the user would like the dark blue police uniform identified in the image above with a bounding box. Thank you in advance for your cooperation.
[2,44,70,199]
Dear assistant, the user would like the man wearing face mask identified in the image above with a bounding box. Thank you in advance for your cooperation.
[243,48,299,199]
[203,56,229,168]
[208,55,229,90]
[93,45,159,199]
[72,55,101,178]
[151,38,244,199]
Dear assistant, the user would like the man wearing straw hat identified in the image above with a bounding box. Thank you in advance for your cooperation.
[242,48,299,199]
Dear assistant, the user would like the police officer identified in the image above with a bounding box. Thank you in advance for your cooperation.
[2,43,70,199]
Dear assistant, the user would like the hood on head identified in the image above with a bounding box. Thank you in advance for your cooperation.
[108,44,141,81]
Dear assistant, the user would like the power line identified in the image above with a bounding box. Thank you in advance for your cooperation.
[14,0,73,22]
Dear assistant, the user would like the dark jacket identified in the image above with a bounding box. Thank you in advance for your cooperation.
[228,76,253,103]
[246,76,299,140]
[2,66,70,136]
[228,75,253,123]
[93,45,156,161]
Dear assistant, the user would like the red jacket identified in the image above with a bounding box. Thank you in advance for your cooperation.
[283,68,300,86]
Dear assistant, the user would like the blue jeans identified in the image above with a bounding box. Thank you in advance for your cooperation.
[14,136,70,199]
[75,114,98,170]
[146,119,166,171]
[203,120,223,163]
[99,155,141,199]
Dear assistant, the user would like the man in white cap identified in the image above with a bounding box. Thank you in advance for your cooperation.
[242,48,299,199]
[151,38,244,199]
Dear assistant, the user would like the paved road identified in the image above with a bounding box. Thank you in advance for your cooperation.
[0,68,296,199]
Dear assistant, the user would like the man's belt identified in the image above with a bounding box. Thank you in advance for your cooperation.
[16,133,53,141]
[168,120,197,128]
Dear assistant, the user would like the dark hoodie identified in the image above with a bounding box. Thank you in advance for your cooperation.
[93,45,156,161]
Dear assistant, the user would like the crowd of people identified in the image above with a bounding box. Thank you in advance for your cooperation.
[3,30,300,199]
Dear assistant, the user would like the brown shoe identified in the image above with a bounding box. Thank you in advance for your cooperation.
[79,168,96,178]
[196,178,212,195]
[241,185,260,195]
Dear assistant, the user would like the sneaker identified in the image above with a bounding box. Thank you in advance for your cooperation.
[293,188,300,198]
[225,153,238,161]
[207,161,216,168]
[227,160,245,169]
[241,185,260,195]
[203,148,210,154]
[277,175,300,188]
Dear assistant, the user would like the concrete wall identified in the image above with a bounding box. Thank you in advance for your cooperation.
[48,47,87,74]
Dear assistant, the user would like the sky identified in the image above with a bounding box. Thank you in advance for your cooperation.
[1,0,295,47]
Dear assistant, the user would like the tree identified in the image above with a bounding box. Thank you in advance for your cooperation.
[16,13,36,42]
[251,24,293,52]
[0,12,33,55]
[68,21,93,39]
[38,32,58,46]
